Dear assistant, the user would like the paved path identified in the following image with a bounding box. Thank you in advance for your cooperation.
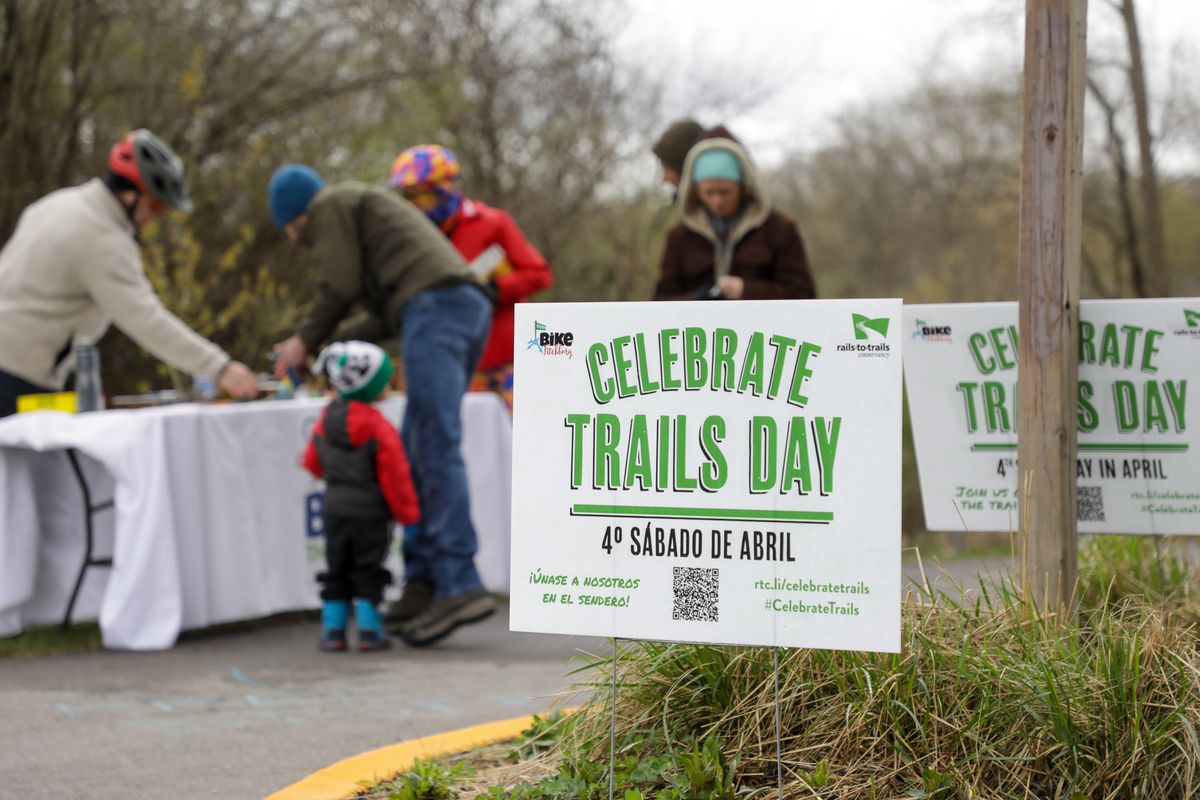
[0,559,1013,800]
[0,603,604,800]
[901,553,1013,596]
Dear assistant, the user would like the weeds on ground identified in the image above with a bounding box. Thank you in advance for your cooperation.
[1,610,325,659]
[509,711,571,761]
[0,622,101,658]
[357,757,473,799]
[488,730,763,799]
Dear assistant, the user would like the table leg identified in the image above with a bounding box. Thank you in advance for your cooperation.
[62,449,114,631]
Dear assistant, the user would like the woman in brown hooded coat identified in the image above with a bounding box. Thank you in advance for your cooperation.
[653,137,816,301]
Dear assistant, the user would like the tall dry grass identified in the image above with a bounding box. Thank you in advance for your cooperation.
[561,539,1200,799]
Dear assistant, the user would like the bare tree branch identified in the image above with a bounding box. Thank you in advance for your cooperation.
[1118,0,1169,294]
[1088,76,1148,296]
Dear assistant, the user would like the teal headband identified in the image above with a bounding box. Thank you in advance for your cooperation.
[691,148,742,183]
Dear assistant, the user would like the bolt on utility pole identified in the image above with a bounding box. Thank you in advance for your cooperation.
[1017,0,1087,609]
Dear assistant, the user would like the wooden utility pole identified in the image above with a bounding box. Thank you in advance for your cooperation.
[1017,0,1087,609]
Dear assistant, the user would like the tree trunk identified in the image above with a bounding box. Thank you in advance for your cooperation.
[1087,77,1146,296]
[1120,0,1169,296]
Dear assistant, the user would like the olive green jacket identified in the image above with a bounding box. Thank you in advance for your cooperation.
[298,183,472,352]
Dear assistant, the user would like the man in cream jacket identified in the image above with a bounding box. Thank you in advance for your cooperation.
[0,129,258,416]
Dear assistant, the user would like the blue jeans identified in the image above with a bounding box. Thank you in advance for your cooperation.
[397,283,492,599]
[0,369,52,419]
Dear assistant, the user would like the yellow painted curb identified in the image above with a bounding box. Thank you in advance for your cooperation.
[264,714,538,800]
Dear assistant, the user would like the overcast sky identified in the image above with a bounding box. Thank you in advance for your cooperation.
[617,0,1200,168]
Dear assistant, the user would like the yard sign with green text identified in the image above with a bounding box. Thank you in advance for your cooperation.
[510,299,902,652]
[904,299,1200,534]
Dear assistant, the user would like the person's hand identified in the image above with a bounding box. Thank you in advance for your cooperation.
[272,335,307,379]
[217,361,259,399]
[716,275,745,300]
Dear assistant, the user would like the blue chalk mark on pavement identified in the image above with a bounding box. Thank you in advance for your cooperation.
[413,699,458,715]
[230,666,259,686]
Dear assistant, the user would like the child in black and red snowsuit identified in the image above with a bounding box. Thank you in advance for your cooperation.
[302,341,419,651]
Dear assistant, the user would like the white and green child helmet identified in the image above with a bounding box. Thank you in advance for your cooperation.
[314,341,394,402]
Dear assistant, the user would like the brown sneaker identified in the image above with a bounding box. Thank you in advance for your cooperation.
[384,579,434,630]
[398,590,496,647]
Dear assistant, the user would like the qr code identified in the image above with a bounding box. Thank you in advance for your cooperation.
[1077,486,1105,522]
[673,567,719,622]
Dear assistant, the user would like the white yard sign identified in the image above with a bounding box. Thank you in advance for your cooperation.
[904,300,1200,534]
[511,300,903,652]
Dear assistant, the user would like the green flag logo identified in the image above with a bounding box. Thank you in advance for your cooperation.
[852,313,890,340]
[1185,309,1200,329]
[527,321,548,353]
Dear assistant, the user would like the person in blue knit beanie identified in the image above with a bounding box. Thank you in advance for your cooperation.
[270,164,496,647]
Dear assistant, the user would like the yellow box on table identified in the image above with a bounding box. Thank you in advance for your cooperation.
[16,392,77,414]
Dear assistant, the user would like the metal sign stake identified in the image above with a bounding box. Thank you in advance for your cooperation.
[609,636,618,800]
[775,646,783,799]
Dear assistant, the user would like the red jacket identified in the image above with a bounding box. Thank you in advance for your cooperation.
[448,199,552,371]
[302,400,420,524]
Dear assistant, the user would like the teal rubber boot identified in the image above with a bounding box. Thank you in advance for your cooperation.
[354,598,391,651]
[319,600,349,652]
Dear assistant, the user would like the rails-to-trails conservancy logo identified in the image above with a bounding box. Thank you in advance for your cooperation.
[838,312,892,358]
[526,320,575,358]
[1173,309,1200,340]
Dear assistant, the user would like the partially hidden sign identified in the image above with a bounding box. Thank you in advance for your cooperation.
[904,300,1200,534]
[510,300,903,652]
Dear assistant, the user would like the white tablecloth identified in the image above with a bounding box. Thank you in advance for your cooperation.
[0,395,512,650]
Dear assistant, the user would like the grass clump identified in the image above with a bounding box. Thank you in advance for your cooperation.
[510,711,573,762]
[551,543,1200,799]
[1077,534,1196,612]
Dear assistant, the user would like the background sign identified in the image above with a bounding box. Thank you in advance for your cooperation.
[511,300,903,652]
[904,300,1200,534]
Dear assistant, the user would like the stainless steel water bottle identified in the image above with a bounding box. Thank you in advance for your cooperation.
[74,338,104,412]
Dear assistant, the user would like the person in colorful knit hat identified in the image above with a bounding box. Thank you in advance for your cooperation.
[387,144,553,414]
[302,341,420,652]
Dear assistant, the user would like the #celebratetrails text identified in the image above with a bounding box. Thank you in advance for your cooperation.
[563,326,841,495]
